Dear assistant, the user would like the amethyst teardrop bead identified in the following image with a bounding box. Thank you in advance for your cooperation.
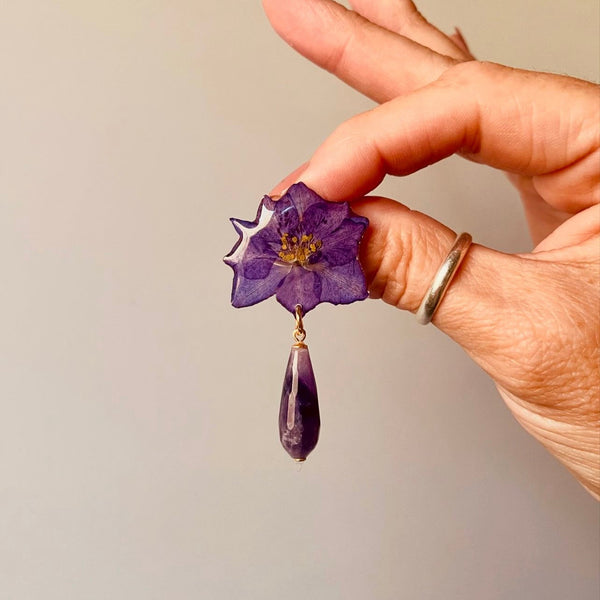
[279,344,320,461]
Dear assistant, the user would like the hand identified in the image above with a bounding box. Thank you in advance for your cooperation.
[263,0,600,497]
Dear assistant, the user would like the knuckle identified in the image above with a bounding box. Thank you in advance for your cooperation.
[378,226,411,307]
[376,216,449,312]
[320,8,364,74]
[395,6,427,36]
[363,213,410,305]
[438,59,504,89]
[325,111,384,168]
[330,113,366,139]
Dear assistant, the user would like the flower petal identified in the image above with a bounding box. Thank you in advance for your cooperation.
[314,260,368,306]
[231,261,292,308]
[281,182,324,220]
[225,199,276,267]
[320,218,368,267]
[245,228,281,262]
[242,257,275,280]
[225,198,290,307]
[275,266,322,314]
[301,198,349,238]
[281,182,349,239]
[264,193,300,234]
[225,183,369,313]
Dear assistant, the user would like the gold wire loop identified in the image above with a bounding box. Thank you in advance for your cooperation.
[293,304,306,343]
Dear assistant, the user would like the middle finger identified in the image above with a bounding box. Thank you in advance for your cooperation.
[262,0,457,103]
[349,0,472,60]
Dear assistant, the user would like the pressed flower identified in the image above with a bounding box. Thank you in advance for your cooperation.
[224,182,369,314]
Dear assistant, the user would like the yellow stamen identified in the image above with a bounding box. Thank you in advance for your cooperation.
[278,232,322,266]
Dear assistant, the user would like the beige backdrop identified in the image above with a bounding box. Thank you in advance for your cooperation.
[1,1,598,598]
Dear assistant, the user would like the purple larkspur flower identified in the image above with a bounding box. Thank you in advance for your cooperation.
[224,182,369,314]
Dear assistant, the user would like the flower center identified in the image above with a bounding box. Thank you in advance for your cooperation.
[278,233,322,266]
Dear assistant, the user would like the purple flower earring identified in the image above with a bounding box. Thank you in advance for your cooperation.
[224,183,369,461]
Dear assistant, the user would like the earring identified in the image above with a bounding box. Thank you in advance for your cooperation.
[224,182,369,461]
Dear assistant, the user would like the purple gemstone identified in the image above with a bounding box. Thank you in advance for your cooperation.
[279,344,320,461]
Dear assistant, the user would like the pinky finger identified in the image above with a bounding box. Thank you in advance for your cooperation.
[449,27,473,58]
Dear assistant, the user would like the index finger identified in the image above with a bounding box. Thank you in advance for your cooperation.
[297,62,600,214]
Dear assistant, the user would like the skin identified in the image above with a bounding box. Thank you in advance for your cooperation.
[263,0,600,498]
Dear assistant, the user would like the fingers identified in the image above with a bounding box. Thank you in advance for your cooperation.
[349,196,598,408]
[349,196,523,363]
[507,174,573,245]
[348,0,472,60]
[262,0,455,103]
[377,195,600,499]
[350,197,456,314]
[354,195,600,500]
[270,163,308,197]
[298,62,600,214]
[449,27,472,57]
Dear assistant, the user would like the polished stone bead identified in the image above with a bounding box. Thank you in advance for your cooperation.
[279,343,320,461]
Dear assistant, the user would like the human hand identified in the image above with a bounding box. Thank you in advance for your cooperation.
[263,0,600,497]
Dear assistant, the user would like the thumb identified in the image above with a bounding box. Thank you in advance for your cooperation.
[356,196,600,497]
[349,195,569,399]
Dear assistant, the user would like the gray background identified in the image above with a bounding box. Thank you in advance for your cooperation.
[1,0,598,598]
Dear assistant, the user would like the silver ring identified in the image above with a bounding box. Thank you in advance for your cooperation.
[415,232,473,325]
